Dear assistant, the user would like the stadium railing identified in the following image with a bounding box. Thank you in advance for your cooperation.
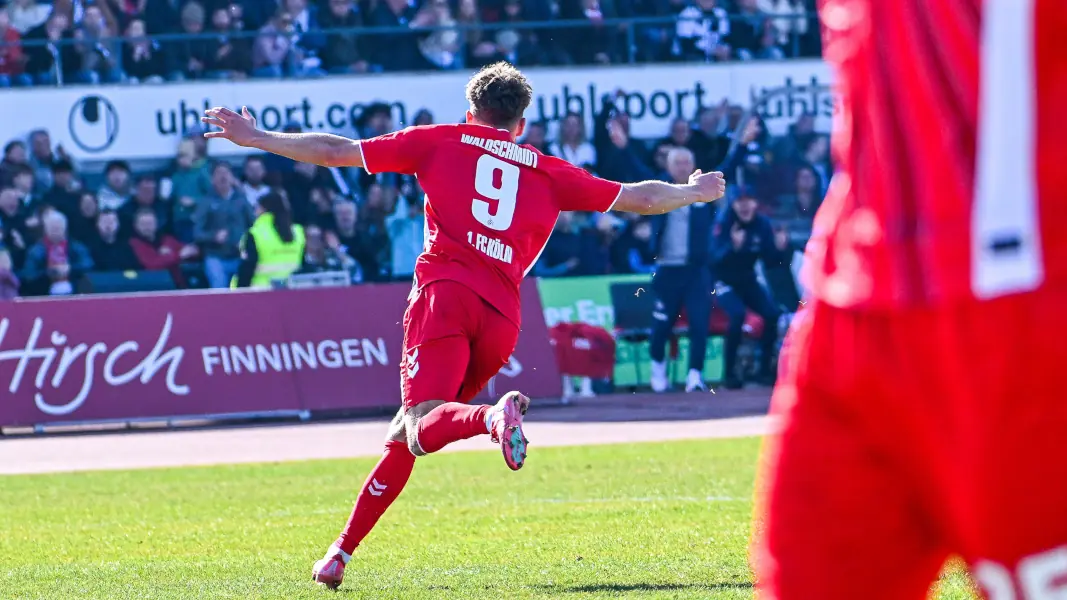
[2,13,819,88]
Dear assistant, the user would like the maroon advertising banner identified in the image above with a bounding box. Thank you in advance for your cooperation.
[0,281,561,427]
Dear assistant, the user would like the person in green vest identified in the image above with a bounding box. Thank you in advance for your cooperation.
[232,190,305,289]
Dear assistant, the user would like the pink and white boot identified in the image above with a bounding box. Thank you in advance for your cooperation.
[486,391,530,471]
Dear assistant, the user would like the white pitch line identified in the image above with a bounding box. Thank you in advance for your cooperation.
[0,415,773,475]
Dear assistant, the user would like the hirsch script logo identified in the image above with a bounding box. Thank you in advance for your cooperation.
[0,314,188,416]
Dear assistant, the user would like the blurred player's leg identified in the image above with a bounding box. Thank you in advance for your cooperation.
[752,304,950,599]
[957,286,1067,597]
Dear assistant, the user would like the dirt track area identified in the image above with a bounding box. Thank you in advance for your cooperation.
[0,389,773,475]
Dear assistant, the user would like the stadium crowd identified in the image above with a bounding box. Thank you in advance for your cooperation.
[0,0,820,86]
[0,94,829,298]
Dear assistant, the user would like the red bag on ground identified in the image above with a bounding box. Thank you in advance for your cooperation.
[549,322,616,379]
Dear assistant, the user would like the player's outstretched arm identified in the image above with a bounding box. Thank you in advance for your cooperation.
[611,170,726,215]
[201,107,365,168]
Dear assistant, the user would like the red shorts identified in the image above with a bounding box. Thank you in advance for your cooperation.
[754,285,1067,599]
[399,280,519,408]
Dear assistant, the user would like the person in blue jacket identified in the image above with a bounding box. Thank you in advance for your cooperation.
[646,147,718,393]
[710,190,790,389]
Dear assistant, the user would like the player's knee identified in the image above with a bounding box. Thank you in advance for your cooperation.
[405,428,427,457]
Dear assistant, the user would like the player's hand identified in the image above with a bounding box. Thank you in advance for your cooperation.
[689,169,726,203]
[202,106,260,147]
[731,224,746,249]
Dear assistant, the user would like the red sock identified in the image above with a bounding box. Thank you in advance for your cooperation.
[415,403,491,454]
[335,440,415,555]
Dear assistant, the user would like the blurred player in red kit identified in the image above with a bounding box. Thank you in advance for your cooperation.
[752,0,1067,598]
[202,62,725,589]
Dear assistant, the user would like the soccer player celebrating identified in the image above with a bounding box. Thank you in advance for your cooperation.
[752,1,1067,598]
[202,62,725,589]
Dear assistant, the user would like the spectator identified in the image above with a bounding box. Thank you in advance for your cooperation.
[455,0,501,69]
[97,160,133,211]
[753,20,786,60]
[68,192,99,247]
[800,134,832,190]
[580,212,620,275]
[284,0,327,67]
[0,140,28,187]
[770,112,815,165]
[492,0,548,66]
[205,6,252,79]
[21,209,93,296]
[0,187,31,269]
[10,163,38,208]
[72,4,125,84]
[520,120,549,154]
[729,0,770,60]
[284,160,336,224]
[412,109,434,126]
[548,113,597,170]
[240,156,271,208]
[758,0,807,54]
[659,117,699,157]
[415,0,463,70]
[647,147,715,393]
[27,129,69,194]
[119,174,170,234]
[122,18,167,83]
[306,186,337,230]
[318,0,370,74]
[719,115,771,196]
[301,224,357,274]
[386,193,425,280]
[370,0,428,72]
[690,102,730,172]
[129,208,197,287]
[192,162,253,288]
[41,159,81,218]
[89,209,140,271]
[169,1,212,80]
[772,164,820,245]
[22,12,76,85]
[234,190,306,288]
[142,0,181,36]
[597,108,656,183]
[610,217,656,274]
[0,10,33,88]
[166,138,210,242]
[167,138,211,202]
[6,0,51,35]
[230,0,275,31]
[354,184,393,280]
[564,0,616,65]
[252,9,296,78]
[710,192,789,388]
[104,0,148,27]
[534,211,582,277]
[0,245,18,299]
[330,199,375,282]
[674,0,731,62]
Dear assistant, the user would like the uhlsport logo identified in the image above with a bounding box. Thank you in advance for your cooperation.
[68,95,119,153]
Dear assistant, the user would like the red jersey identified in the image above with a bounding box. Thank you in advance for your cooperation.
[359,123,622,325]
[808,0,1067,308]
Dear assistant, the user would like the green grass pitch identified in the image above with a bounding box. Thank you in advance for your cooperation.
[0,437,977,599]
